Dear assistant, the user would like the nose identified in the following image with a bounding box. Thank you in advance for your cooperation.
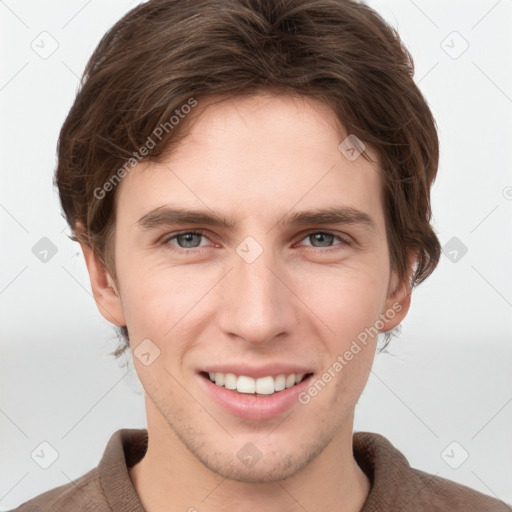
[216,242,299,347]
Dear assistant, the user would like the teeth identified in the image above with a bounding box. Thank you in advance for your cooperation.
[206,371,308,395]
[274,374,286,391]
[285,374,296,388]
[255,376,275,395]
[224,373,237,390]
[237,375,256,394]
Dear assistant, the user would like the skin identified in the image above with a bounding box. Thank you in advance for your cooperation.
[81,93,412,512]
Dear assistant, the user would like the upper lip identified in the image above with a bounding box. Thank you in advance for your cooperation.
[200,363,314,379]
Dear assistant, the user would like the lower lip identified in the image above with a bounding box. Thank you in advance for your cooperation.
[197,373,313,421]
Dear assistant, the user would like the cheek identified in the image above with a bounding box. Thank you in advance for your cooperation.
[309,271,387,398]
[117,254,217,341]
[304,261,389,340]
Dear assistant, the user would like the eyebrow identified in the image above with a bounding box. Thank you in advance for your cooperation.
[137,206,376,231]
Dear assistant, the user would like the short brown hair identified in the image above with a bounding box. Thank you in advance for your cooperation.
[55,0,440,357]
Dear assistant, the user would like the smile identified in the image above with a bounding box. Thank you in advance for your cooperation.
[202,371,311,396]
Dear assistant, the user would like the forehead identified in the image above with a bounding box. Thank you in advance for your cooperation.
[115,93,384,230]
[171,92,350,162]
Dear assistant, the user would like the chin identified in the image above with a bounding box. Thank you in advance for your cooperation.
[199,449,314,483]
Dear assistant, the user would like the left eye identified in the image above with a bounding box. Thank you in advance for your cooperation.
[164,231,209,250]
[298,232,344,249]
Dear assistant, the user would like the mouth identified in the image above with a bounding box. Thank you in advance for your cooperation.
[199,371,314,397]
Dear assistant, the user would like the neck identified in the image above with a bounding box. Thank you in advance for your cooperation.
[129,402,370,512]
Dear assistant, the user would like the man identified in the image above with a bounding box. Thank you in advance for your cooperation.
[11,0,511,510]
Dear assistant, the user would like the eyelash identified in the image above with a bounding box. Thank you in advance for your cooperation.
[160,229,351,254]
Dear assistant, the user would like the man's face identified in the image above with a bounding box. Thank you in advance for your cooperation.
[92,93,409,482]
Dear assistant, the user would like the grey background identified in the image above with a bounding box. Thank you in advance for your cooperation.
[1,0,511,509]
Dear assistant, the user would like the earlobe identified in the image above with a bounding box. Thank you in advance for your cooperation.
[80,243,126,327]
[106,274,120,297]
[382,277,411,331]
[381,255,415,332]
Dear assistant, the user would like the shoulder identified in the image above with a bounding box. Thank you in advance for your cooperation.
[409,467,512,511]
[8,428,147,512]
[8,468,111,512]
[354,431,511,512]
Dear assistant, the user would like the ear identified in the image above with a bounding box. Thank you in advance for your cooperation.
[380,253,416,332]
[80,243,126,327]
